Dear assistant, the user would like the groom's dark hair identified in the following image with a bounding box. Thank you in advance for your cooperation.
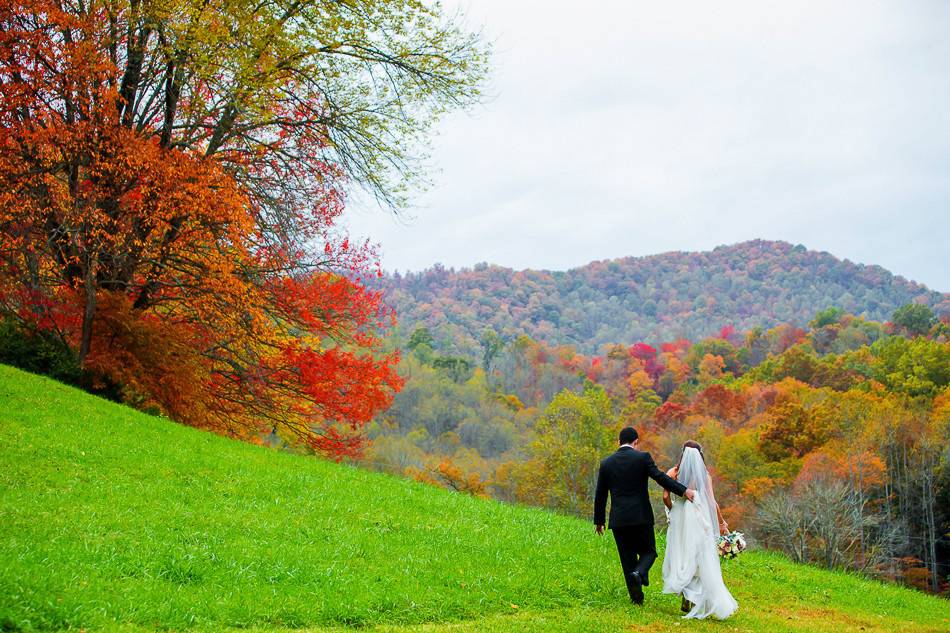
[619,427,638,445]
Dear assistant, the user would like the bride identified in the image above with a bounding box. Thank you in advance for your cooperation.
[661,441,738,620]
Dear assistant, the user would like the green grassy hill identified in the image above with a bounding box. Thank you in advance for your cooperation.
[1,364,946,633]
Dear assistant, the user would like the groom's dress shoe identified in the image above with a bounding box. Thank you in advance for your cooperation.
[627,571,644,605]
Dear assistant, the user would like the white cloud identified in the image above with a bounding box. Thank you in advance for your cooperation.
[344,0,950,290]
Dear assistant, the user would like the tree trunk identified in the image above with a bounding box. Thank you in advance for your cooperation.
[922,459,938,592]
[78,255,98,363]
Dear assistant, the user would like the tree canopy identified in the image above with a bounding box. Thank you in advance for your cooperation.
[0,0,488,457]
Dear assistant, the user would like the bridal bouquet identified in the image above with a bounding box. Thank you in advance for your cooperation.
[716,531,747,559]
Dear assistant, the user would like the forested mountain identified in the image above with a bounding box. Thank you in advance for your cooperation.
[375,240,949,356]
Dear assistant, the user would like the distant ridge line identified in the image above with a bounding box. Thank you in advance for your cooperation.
[371,239,948,355]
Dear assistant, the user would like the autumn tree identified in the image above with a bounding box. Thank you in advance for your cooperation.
[871,337,950,398]
[406,455,489,497]
[758,397,832,461]
[811,306,845,329]
[527,382,616,515]
[772,345,820,384]
[891,304,936,338]
[408,326,436,353]
[0,0,487,457]
[480,328,504,376]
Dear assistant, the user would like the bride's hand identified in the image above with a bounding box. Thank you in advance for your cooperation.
[719,522,730,536]
[667,465,679,478]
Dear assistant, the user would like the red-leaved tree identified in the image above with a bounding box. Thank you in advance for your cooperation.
[0,0,486,457]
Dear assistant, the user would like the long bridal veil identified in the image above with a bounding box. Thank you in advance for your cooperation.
[662,446,738,620]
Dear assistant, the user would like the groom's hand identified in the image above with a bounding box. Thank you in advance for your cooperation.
[595,524,605,535]
[685,488,696,502]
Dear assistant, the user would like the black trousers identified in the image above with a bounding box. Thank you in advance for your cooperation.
[611,524,657,599]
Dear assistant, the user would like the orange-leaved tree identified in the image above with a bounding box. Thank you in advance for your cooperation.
[0,0,486,457]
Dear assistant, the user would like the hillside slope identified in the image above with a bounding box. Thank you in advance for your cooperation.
[375,240,949,355]
[0,364,947,633]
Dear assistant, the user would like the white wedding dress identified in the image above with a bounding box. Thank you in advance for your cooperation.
[662,447,738,620]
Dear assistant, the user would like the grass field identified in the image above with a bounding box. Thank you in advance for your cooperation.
[1,363,947,632]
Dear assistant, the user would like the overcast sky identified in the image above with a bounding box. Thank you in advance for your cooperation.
[344,0,950,292]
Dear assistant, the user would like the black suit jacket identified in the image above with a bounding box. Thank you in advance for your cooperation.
[593,446,687,528]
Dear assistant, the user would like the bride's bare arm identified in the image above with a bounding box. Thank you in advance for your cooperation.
[663,466,678,509]
[706,474,729,534]
[716,502,729,535]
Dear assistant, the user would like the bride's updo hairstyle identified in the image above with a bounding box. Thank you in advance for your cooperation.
[680,440,705,466]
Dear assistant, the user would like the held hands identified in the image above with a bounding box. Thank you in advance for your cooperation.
[666,465,679,478]
[595,524,605,536]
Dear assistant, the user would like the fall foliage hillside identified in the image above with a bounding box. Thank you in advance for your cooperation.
[1,364,948,633]
[375,240,949,355]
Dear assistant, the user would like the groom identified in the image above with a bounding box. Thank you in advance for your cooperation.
[594,426,695,605]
